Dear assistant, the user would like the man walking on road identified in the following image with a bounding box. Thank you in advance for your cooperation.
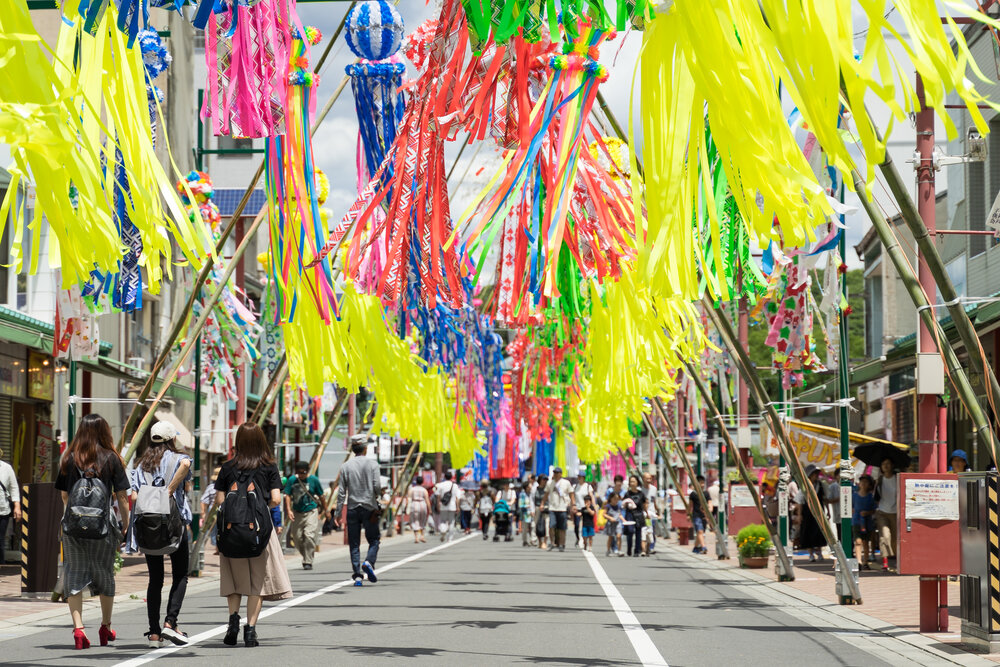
[336,436,382,586]
[543,467,573,552]
[283,461,328,570]
[434,471,459,542]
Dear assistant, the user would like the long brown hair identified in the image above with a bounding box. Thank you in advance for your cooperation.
[61,413,123,475]
[232,423,274,470]
[137,423,182,474]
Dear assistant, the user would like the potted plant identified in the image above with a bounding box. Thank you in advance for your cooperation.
[736,524,772,568]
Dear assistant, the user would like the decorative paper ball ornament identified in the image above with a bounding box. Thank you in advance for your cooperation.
[345,0,404,61]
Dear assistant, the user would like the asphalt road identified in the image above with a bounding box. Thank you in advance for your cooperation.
[0,533,903,666]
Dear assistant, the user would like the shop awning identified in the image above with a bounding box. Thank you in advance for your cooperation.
[766,419,909,472]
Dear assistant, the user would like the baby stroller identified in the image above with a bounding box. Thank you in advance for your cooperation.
[493,499,513,542]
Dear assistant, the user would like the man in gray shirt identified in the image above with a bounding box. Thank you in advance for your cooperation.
[336,435,382,586]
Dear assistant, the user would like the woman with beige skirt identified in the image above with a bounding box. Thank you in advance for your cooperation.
[214,424,291,647]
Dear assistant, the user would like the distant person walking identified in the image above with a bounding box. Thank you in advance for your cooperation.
[56,413,131,650]
[0,448,21,565]
[571,475,593,548]
[283,461,327,570]
[688,475,708,555]
[407,478,430,543]
[543,467,573,552]
[336,435,382,585]
[874,458,899,572]
[433,471,459,543]
[477,483,494,540]
[128,421,193,647]
[214,423,291,648]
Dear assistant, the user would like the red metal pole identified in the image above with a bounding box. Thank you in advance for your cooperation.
[738,297,752,467]
[915,73,946,633]
[235,217,247,425]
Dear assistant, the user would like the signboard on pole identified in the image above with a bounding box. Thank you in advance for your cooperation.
[904,478,959,521]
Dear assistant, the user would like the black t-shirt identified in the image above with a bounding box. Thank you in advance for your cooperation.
[689,491,705,519]
[214,460,281,499]
[625,490,646,525]
[55,450,129,494]
[581,506,596,529]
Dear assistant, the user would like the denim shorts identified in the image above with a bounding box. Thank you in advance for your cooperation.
[692,516,707,533]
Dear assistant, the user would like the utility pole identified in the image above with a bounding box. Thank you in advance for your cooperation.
[915,74,948,633]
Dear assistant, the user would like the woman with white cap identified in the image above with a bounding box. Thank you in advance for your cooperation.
[128,421,192,647]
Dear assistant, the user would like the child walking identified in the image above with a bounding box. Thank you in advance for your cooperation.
[580,496,596,551]
[853,474,876,569]
[604,494,623,556]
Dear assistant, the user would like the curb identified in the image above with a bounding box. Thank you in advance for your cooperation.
[663,542,994,667]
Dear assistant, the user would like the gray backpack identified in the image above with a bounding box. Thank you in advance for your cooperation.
[132,462,184,555]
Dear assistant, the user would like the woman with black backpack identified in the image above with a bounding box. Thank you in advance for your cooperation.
[55,413,130,650]
[213,423,291,647]
[128,421,193,648]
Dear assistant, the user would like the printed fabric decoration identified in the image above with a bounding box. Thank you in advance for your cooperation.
[54,286,100,361]
[203,0,290,138]
[137,29,171,147]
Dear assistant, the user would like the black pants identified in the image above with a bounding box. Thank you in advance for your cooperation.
[623,524,638,556]
[0,513,10,564]
[346,506,381,580]
[479,512,491,534]
[460,510,472,530]
[145,531,189,634]
[573,512,582,540]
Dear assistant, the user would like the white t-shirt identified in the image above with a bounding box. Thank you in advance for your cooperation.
[573,482,593,509]
[434,481,458,512]
[707,483,720,511]
[0,460,20,515]
[545,478,573,512]
[496,488,517,506]
[877,474,898,514]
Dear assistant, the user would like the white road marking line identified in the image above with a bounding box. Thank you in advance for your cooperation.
[583,550,669,667]
[115,533,478,667]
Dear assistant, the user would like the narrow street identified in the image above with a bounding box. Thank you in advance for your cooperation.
[0,535,974,666]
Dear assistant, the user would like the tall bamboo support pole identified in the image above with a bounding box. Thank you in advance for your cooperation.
[682,360,794,579]
[703,298,862,602]
[651,398,728,559]
[251,357,289,426]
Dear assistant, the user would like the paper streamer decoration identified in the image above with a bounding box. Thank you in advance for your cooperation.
[0,1,210,292]
[266,26,340,324]
[54,286,100,361]
[203,0,289,138]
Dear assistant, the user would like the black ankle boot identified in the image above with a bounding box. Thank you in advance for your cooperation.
[244,624,259,648]
[223,614,240,646]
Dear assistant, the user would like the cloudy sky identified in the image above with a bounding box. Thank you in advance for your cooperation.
[294,1,976,276]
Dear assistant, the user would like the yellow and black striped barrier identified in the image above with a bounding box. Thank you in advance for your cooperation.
[19,484,27,593]
[989,480,1000,633]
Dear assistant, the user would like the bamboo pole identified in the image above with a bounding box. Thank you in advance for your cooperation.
[682,360,795,579]
[851,167,1000,464]
[651,397,729,559]
[307,392,351,477]
[121,6,360,452]
[384,441,419,537]
[703,298,862,602]
[873,143,1000,462]
[642,413,691,515]
[251,356,288,425]
[124,208,269,465]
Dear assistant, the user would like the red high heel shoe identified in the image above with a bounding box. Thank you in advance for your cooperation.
[73,628,91,650]
[99,624,116,646]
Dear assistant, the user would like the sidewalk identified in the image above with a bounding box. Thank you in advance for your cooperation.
[667,528,998,663]
[0,527,411,635]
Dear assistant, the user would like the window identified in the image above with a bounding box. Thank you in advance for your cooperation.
[969,157,987,256]
[217,135,253,159]
[865,275,883,358]
[945,257,967,299]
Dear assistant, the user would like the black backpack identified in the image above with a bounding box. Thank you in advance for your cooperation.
[217,470,273,558]
[62,468,111,540]
[132,466,185,556]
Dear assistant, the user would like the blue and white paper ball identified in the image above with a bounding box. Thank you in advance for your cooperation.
[345,0,405,61]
